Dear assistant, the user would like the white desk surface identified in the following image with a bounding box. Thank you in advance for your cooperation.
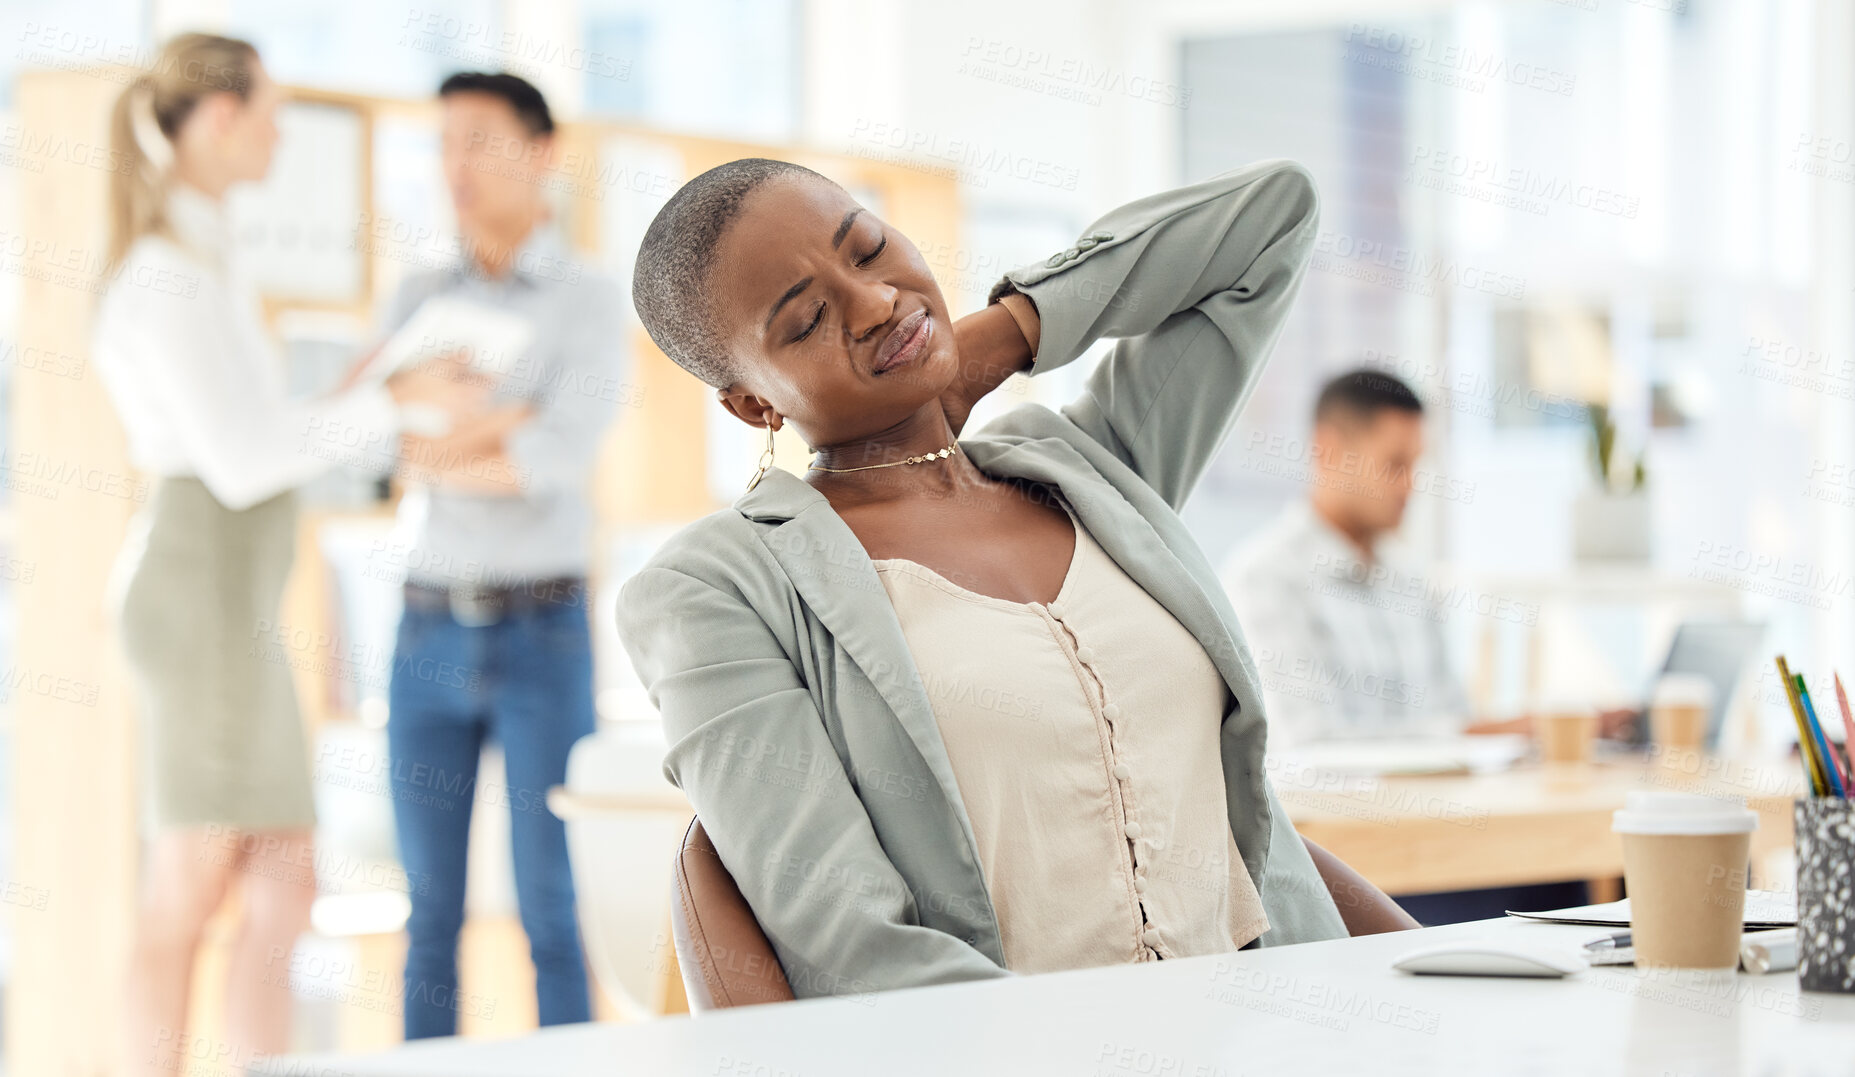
[261,916,1855,1077]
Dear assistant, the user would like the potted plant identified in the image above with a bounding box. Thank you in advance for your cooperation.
[1572,402,1650,562]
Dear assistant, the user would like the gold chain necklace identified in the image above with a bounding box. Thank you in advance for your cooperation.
[808,441,961,474]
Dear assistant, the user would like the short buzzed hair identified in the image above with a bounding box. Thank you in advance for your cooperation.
[632,157,837,389]
[1314,369,1424,424]
[438,72,555,137]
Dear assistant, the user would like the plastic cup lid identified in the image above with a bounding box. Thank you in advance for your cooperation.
[1612,791,1758,835]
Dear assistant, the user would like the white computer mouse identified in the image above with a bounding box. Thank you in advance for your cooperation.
[1391,939,1590,978]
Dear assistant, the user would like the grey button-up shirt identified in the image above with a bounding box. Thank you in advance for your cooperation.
[377,225,629,587]
[1220,500,1470,749]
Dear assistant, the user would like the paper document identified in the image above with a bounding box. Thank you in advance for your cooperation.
[1506,889,1797,929]
[362,296,535,383]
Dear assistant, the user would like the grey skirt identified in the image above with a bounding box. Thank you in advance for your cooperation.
[115,476,316,834]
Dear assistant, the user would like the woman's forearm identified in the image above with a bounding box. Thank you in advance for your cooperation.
[1301,836,1422,935]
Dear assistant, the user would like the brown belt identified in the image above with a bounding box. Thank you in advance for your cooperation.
[402,575,590,627]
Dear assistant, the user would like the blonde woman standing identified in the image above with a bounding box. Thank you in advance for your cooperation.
[94,34,483,1072]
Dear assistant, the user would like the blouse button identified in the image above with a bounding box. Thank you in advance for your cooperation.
[1133,875,1148,894]
[1123,821,1143,840]
[1048,600,1065,617]
[1113,762,1132,781]
[1102,703,1122,720]
[1143,928,1162,948]
[1076,646,1095,663]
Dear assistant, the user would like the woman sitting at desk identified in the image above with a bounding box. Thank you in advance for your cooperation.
[618,156,1419,998]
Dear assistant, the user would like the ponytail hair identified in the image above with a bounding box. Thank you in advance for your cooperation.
[107,33,259,270]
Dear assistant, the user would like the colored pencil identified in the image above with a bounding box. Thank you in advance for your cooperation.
[1833,672,1855,791]
[1795,673,1847,797]
[1776,656,1829,796]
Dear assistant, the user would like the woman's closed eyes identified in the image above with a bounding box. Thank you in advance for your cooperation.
[787,232,889,345]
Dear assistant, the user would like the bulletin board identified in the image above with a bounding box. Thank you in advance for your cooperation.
[228,98,371,304]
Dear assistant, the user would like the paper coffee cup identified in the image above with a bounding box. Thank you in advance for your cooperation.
[1649,673,1714,758]
[1613,792,1757,969]
[1537,710,1597,763]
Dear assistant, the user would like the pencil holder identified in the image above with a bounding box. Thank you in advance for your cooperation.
[1795,797,1855,993]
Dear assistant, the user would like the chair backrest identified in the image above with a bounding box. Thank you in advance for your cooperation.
[670,817,795,1011]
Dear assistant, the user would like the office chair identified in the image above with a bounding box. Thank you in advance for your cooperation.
[670,817,796,1010]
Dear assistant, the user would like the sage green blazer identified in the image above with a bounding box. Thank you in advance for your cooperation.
[616,158,1349,1000]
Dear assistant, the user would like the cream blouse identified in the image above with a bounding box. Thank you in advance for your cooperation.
[871,493,1269,974]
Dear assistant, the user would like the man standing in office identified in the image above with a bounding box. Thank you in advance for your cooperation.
[376,72,626,1038]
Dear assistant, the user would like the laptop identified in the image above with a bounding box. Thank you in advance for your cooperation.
[1622,619,1767,748]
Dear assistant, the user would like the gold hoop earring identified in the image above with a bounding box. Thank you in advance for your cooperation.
[745,424,777,493]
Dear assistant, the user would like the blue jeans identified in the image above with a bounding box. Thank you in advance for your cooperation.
[387,594,596,1039]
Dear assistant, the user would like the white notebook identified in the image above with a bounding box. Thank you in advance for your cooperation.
[359,296,535,436]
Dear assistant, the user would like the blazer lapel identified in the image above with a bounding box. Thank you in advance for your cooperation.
[734,467,975,828]
[731,439,1262,766]
[961,437,1258,718]
[729,439,1271,882]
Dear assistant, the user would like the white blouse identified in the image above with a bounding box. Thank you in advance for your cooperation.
[92,184,400,512]
[871,494,1270,975]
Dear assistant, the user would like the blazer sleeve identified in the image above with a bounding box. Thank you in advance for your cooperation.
[986,159,1320,511]
[616,565,1014,997]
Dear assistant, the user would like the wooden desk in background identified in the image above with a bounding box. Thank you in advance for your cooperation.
[1281,757,1803,895]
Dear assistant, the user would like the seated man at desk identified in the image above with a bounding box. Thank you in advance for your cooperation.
[1221,369,1525,750]
[1222,368,1588,920]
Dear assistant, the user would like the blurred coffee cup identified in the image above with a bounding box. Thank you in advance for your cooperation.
[1536,706,1598,764]
[1650,673,1714,766]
